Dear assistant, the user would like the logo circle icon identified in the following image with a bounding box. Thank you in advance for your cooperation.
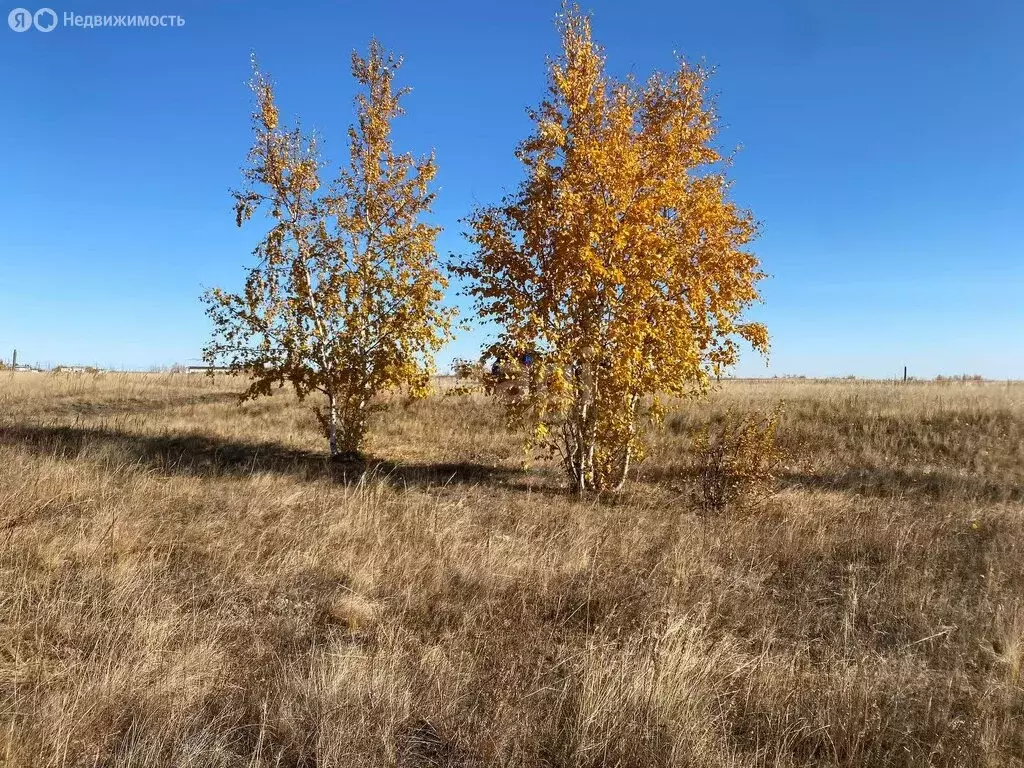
[33,7,57,31]
[8,7,33,31]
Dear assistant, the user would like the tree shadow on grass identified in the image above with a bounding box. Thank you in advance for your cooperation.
[779,467,1023,503]
[0,422,526,491]
[47,391,242,419]
[639,462,1023,503]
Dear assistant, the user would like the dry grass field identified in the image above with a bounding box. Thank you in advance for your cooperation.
[1,372,1022,767]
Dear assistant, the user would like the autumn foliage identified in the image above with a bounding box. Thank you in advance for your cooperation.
[689,406,785,515]
[203,43,453,458]
[456,7,769,491]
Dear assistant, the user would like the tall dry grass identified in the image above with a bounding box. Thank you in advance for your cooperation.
[1,372,1022,766]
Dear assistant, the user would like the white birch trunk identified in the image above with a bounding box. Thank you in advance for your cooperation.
[327,392,338,457]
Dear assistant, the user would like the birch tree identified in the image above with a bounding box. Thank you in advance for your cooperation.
[455,6,768,492]
[203,43,453,459]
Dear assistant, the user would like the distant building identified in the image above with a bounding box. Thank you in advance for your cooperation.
[186,366,234,375]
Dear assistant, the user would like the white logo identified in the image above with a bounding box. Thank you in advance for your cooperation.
[8,6,57,30]
[8,7,32,30]
[33,7,56,30]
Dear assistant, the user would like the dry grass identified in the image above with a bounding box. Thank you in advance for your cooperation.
[1,372,1022,767]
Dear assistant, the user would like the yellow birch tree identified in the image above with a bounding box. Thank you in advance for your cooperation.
[455,6,768,492]
[203,43,453,459]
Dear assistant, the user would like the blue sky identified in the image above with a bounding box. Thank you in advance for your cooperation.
[2,0,1022,377]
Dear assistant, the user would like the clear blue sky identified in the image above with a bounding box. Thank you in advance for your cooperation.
[3,0,1022,377]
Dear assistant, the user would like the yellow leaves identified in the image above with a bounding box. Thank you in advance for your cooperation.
[292,159,320,194]
[538,120,566,147]
[457,4,768,492]
[203,41,452,458]
[738,322,770,355]
[259,91,279,132]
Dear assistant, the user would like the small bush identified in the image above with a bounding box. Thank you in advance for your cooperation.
[689,405,785,515]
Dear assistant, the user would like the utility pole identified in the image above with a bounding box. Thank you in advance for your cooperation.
[11,349,16,369]
[903,365,907,383]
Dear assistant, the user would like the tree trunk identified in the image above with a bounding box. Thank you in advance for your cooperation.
[612,446,631,492]
[327,392,339,457]
[565,395,637,493]
[329,393,368,461]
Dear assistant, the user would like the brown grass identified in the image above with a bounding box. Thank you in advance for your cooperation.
[1,372,1022,767]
